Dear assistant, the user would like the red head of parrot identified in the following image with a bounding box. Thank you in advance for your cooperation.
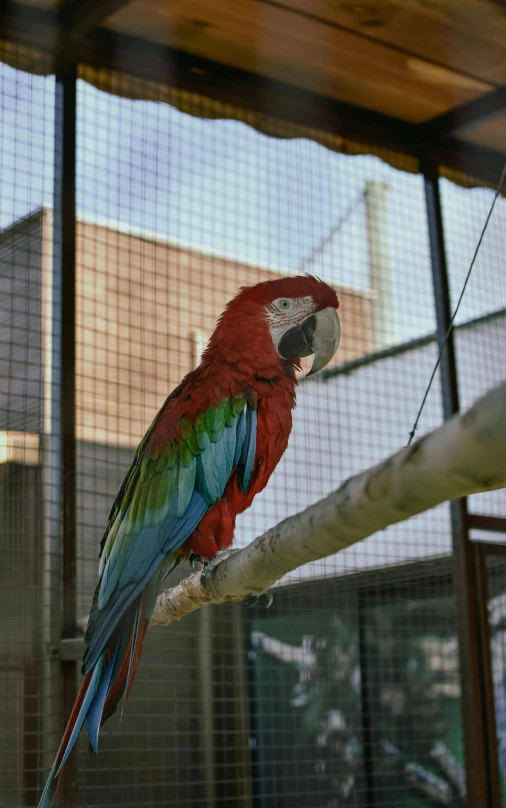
[201,274,340,377]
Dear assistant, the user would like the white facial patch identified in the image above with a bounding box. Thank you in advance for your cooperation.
[266,295,317,347]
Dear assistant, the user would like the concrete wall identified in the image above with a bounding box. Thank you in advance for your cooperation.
[0,212,44,434]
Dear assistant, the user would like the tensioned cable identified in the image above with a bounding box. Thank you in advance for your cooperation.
[407,159,506,446]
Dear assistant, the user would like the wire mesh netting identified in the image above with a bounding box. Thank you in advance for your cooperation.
[0,43,505,808]
[0,44,56,808]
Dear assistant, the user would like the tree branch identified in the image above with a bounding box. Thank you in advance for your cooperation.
[150,382,506,627]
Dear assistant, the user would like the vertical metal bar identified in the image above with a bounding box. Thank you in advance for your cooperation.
[41,211,62,790]
[23,462,41,807]
[357,591,377,808]
[229,605,254,808]
[244,618,261,805]
[422,154,499,807]
[199,604,217,808]
[421,159,460,416]
[53,64,77,807]
[475,545,503,807]
[207,604,254,806]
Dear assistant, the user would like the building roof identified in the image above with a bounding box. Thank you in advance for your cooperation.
[1,205,374,297]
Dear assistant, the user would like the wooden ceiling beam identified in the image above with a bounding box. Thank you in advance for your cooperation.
[422,87,506,139]
[432,138,506,187]
[60,0,135,38]
[0,1,59,51]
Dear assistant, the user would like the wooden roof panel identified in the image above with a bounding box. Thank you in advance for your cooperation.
[107,0,493,123]
[283,0,506,85]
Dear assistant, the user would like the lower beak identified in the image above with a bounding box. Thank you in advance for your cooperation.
[277,307,341,376]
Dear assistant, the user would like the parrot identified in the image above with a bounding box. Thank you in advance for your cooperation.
[38,274,340,807]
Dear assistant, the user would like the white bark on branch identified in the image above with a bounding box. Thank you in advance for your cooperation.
[150,381,506,628]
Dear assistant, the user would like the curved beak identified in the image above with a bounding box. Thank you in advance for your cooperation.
[277,307,341,376]
[306,307,341,376]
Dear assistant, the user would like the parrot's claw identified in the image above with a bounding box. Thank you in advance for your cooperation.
[242,590,274,609]
[200,548,240,589]
[242,594,259,608]
[189,554,204,570]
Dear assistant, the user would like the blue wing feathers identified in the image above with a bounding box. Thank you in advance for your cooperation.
[199,404,255,497]
[212,434,228,492]
[162,491,210,555]
[224,423,237,473]
[196,421,236,504]
[233,409,247,467]
[175,458,196,517]
[241,409,257,493]
[83,492,210,674]
[197,449,220,503]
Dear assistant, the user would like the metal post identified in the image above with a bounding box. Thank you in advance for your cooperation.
[357,591,378,808]
[199,605,217,808]
[422,154,501,807]
[53,64,78,807]
[212,605,254,807]
[229,605,254,808]
[475,545,503,808]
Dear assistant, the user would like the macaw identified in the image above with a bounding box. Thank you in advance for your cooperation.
[38,275,340,806]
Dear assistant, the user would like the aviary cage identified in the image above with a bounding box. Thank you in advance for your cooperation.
[1,4,506,807]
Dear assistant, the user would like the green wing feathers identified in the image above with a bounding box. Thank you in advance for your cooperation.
[99,393,251,588]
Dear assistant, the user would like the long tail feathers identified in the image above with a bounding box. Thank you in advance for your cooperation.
[86,646,119,753]
[100,616,148,726]
[38,592,149,808]
[37,671,94,808]
[121,590,146,720]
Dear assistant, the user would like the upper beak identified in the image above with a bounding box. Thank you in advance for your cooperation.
[305,307,341,376]
[277,307,340,376]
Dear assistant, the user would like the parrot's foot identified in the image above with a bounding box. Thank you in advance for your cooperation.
[242,590,274,609]
[189,553,204,570]
[200,548,240,589]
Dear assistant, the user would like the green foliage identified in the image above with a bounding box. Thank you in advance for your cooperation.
[252,593,465,808]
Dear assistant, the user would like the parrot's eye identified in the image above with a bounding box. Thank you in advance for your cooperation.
[275,298,292,311]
